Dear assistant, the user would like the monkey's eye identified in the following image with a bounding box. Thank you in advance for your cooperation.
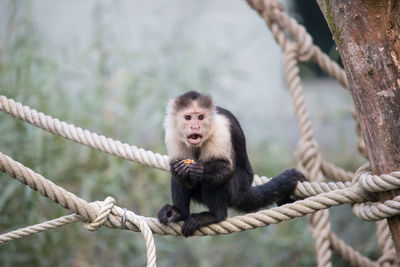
[184,115,191,120]
[198,114,204,120]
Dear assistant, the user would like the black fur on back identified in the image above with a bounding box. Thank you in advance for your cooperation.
[216,106,254,205]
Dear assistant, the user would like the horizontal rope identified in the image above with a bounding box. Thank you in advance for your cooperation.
[0,94,355,196]
[0,150,392,239]
[0,95,169,171]
[0,214,80,244]
[2,147,396,267]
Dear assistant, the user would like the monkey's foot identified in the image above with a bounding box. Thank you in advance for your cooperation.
[181,215,200,237]
[274,168,305,206]
[157,204,187,225]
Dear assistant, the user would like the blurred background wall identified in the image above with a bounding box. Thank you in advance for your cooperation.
[0,1,375,266]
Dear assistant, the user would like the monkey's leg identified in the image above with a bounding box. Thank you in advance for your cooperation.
[236,168,305,212]
[181,186,228,237]
[157,179,191,224]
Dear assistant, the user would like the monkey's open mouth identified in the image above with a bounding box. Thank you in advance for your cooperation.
[187,134,203,145]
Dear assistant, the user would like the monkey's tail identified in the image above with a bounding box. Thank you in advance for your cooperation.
[236,168,304,212]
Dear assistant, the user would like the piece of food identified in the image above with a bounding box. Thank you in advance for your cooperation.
[183,159,195,165]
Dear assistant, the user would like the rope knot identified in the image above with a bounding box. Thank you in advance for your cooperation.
[353,163,400,193]
[352,164,400,221]
[84,196,116,231]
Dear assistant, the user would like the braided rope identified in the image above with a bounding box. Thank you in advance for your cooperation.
[329,232,378,267]
[0,151,372,237]
[0,95,169,171]
[376,220,396,267]
[283,41,332,267]
[0,214,80,244]
[2,148,400,233]
[124,210,157,267]
[359,172,400,193]
[321,159,354,182]
[246,0,397,266]
[2,148,400,266]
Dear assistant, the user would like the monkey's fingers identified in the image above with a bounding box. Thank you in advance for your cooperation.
[181,216,200,237]
[157,204,183,224]
[167,209,180,222]
[169,159,181,166]
[157,204,173,225]
[189,162,204,177]
[175,164,190,177]
[174,162,185,171]
[190,164,203,172]
[173,160,187,170]
[276,196,297,206]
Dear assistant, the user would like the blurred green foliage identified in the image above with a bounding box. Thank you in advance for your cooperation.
[0,1,379,267]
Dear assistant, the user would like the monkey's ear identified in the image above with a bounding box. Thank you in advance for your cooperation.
[165,98,177,117]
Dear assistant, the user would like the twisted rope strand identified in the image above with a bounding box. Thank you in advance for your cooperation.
[329,232,378,267]
[0,214,80,244]
[0,95,169,171]
[376,220,396,267]
[283,40,332,267]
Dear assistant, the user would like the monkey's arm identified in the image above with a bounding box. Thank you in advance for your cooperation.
[158,179,191,224]
[189,159,233,186]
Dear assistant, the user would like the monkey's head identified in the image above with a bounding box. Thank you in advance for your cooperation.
[165,91,215,148]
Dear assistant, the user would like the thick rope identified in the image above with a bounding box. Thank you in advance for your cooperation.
[246,0,398,266]
[2,150,400,234]
[0,153,157,266]
[0,95,169,171]
[0,151,368,234]
[376,220,396,267]
[0,94,274,186]
[283,41,332,267]
[329,232,378,267]
[2,150,400,266]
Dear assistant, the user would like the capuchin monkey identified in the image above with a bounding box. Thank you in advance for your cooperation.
[158,91,305,237]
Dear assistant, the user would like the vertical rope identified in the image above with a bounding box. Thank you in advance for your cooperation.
[283,42,332,267]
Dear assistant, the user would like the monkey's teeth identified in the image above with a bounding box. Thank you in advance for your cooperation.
[189,134,202,140]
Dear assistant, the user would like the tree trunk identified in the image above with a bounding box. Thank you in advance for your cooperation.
[316,0,400,263]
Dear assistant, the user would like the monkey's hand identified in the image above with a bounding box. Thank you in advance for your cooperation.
[274,168,306,206]
[170,159,194,187]
[157,204,187,225]
[171,160,190,177]
[188,161,204,180]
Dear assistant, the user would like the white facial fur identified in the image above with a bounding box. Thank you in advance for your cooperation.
[164,98,233,166]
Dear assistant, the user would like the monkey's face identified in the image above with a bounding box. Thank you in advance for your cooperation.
[177,106,212,147]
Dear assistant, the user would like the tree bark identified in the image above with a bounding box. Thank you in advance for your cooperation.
[316,0,400,263]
